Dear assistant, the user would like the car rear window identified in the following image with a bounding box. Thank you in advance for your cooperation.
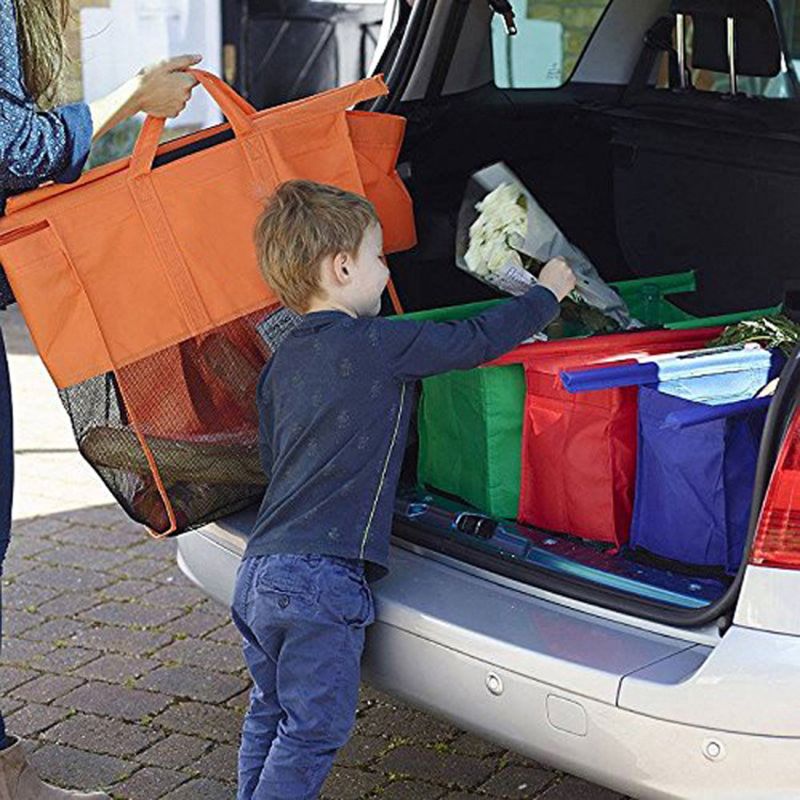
[491,0,610,88]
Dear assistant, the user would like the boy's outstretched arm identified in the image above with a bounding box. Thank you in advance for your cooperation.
[378,285,560,382]
[378,255,575,381]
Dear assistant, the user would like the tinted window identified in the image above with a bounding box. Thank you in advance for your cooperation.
[492,0,609,88]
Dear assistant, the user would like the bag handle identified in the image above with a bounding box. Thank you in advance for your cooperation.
[129,70,257,179]
[129,69,389,179]
[663,396,773,430]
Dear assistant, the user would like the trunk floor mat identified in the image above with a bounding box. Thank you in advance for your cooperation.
[395,487,731,610]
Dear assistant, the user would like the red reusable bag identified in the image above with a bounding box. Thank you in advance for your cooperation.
[490,328,721,547]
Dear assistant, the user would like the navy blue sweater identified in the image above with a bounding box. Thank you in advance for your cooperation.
[245,285,561,574]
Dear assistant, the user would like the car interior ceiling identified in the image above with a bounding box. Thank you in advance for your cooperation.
[384,0,800,618]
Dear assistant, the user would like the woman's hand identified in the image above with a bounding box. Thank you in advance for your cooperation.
[132,55,202,118]
[89,54,202,142]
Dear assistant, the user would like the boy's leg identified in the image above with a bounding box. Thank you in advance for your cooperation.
[252,557,374,800]
[236,637,284,799]
[231,558,285,800]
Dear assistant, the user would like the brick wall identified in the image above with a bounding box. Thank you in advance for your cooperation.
[527,0,608,79]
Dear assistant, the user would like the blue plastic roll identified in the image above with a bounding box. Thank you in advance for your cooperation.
[560,361,659,393]
[561,345,773,394]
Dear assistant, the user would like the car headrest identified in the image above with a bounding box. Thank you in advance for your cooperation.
[670,0,781,77]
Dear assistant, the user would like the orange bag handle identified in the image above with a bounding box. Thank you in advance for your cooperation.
[129,70,257,179]
[129,69,390,179]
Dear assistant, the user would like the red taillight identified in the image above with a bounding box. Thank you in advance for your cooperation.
[750,410,800,569]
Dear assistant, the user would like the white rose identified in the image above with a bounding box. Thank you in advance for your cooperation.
[465,182,529,278]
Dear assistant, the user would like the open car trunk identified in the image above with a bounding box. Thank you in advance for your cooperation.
[383,71,799,626]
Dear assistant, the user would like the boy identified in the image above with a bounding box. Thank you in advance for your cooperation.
[231,179,576,800]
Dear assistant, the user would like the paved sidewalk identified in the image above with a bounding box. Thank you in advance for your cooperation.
[0,307,630,800]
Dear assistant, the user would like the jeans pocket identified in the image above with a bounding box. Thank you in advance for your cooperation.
[254,556,319,611]
[334,575,374,628]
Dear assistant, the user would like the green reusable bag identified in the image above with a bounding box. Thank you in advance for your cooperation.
[403,271,781,518]
[417,362,526,517]
[615,271,779,328]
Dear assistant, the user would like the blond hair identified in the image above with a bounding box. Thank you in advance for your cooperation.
[14,0,72,107]
[254,180,379,312]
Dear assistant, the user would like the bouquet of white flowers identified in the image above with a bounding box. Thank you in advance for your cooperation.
[463,182,530,288]
[456,163,636,332]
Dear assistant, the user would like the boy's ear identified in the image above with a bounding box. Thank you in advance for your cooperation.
[331,251,352,284]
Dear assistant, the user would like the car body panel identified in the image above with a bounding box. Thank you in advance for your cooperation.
[364,618,800,800]
[618,624,800,736]
[181,511,725,646]
[348,545,700,706]
[176,515,248,608]
[179,519,800,797]
[178,520,702,706]
[734,565,800,637]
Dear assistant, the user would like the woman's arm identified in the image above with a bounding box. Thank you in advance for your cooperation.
[89,54,201,141]
[0,54,200,189]
[0,2,200,189]
[0,0,82,187]
[0,90,91,190]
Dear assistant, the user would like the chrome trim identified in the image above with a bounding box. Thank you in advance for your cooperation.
[676,13,687,89]
[727,16,737,94]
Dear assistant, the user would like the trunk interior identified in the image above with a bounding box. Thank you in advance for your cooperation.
[384,79,799,620]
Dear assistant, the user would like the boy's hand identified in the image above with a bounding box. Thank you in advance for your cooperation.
[538,256,577,302]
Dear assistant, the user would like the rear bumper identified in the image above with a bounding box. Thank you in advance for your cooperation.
[365,621,800,800]
[177,525,800,799]
[177,524,242,607]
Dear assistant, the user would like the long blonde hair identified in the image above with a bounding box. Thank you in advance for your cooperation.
[13,0,72,107]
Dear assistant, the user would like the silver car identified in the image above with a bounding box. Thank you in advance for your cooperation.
[179,1,800,797]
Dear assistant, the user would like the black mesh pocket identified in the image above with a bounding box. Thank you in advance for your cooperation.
[59,305,279,535]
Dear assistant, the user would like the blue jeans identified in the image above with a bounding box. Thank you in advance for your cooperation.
[0,330,13,747]
[231,553,374,800]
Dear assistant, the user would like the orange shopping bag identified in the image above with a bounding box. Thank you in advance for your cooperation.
[0,70,416,535]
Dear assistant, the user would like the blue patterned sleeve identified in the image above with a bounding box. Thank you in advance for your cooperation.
[376,285,561,382]
[0,0,93,194]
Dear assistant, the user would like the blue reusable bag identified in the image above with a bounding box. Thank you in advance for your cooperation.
[629,350,785,573]
[630,387,767,572]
